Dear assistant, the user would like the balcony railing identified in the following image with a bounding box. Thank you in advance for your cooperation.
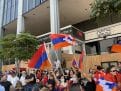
[37,25,84,44]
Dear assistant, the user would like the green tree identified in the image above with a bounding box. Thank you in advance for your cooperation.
[91,0,121,18]
[0,33,39,64]
[14,33,39,61]
[0,34,16,64]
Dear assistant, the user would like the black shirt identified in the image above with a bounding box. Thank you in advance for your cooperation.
[26,73,36,85]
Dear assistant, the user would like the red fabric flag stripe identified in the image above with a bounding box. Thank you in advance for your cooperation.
[79,51,84,69]
[28,44,45,68]
[50,34,66,40]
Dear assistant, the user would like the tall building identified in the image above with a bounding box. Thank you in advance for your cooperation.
[0,0,91,54]
[0,0,121,69]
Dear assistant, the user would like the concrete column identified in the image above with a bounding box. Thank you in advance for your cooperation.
[50,0,60,33]
[0,0,4,38]
[0,0,4,71]
[17,0,25,34]
[50,0,61,61]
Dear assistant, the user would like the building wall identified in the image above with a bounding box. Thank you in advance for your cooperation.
[62,53,121,73]
[85,22,121,41]
[83,53,121,73]
[2,53,121,72]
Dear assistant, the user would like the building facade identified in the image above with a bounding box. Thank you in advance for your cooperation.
[0,0,90,53]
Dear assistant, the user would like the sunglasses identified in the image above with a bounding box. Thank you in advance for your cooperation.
[110,70,117,72]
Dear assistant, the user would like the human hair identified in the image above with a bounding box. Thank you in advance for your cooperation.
[106,65,115,73]
[97,66,103,71]
[40,87,49,91]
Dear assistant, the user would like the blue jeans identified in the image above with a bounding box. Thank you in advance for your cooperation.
[24,84,33,91]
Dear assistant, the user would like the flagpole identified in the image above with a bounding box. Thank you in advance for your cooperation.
[51,43,64,75]
[73,39,79,67]
[55,50,65,76]
[44,42,53,68]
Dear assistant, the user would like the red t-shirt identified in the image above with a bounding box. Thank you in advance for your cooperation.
[42,76,48,85]
[94,71,105,82]
[104,73,117,83]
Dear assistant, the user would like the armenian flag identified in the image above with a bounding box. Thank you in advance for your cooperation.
[96,78,117,91]
[72,59,78,68]
[50,34,75,50]
[28,44,51,70]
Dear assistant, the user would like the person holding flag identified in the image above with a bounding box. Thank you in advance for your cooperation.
[27,43,52,91]
[54,59,61,70]
[50,33,76,75]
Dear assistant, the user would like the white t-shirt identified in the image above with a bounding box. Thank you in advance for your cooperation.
[9,76,19,87]
[7,74,12,82]
[20,76,26,86]
[55,60,60,69]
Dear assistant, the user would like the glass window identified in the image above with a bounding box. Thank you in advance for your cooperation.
[101,61,118,70]
[15,0,18,18]
[28,0,36,10]
[35,0,40,6]
[28,0,33,10]
[22,0,47,14]
[6,0,12,24]
[11,0,15,21]
[86,41,101,55]
[0,1,2,9]
[32,0,36,8]
[41,0,47,3]
[23,0,28,13]
[100,38,114,53]
[3,0,7,25]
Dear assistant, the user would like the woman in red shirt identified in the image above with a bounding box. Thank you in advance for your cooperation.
[104,66,118,91]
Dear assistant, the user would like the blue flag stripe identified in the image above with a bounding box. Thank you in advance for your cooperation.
[34,52,48,69]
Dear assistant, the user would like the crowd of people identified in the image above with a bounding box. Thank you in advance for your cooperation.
[0,62,121,91]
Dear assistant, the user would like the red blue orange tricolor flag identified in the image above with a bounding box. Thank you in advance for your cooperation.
[28,43,51,70]
[79,50,84,70]
[72,59,78,67]
[50,34,75,50]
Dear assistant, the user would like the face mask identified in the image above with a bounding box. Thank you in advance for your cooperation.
[61,79,65,82]
[23,74,26,77]
[66,70,69,73]
[56,73,59,76]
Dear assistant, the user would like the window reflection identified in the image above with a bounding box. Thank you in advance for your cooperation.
[2,0,47,25]
[3,0,18,25]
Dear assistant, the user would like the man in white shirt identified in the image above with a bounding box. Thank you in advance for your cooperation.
[54,60,60,69]
[8,71,19,87]
[20,71,26,86]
